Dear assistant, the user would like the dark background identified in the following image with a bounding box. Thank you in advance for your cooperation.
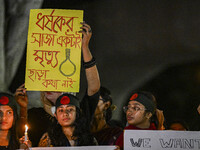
[10,0,200,130]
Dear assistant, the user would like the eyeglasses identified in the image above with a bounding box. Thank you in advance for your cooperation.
[123,106,146,113]
[99,98,106,102]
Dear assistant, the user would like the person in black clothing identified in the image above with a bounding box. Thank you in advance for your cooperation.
[0,92,21,150]
[15,22,101,147]
[0,92,20,150]
[15,85,63,147]
[87,87,123,145]
[38,93,98,147]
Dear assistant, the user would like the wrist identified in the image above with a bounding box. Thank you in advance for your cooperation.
[83,57,96,69]
[20,105,28,109]
[20,107,27,116]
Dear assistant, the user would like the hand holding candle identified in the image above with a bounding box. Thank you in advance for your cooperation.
[19,124,32,149]
[25,124,28,142]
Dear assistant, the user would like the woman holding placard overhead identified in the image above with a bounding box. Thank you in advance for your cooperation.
[15,21,101,147]
[115,91,158,150]
[37,22,100,147]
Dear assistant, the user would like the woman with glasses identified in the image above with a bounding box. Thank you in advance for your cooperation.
[38,93,98,147]
[88,86,123,145]
[115,91,158,150]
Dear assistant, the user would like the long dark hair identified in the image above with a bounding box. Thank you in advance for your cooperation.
[126,91,159,128]
[48,107,96,146]
[139,91,159,128]
[100,87,113,123]
[0,92,19,149]
[8,125,20,150]
[5,105,19,149]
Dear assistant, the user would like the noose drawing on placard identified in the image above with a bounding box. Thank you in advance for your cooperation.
[59,49,76,77]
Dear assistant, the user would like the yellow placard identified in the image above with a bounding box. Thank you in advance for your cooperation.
[25,9,83,92]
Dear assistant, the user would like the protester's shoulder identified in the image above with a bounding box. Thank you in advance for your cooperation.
[110,126,123,134]
[81,90,99,105]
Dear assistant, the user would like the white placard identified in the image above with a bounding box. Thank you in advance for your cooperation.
[19,146,116,150]
[124,130,200,150]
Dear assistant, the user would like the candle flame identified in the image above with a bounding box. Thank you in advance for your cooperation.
[25,124,28,132]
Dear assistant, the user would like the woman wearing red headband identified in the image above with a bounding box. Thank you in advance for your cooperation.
[0,92,32,149]
[115,91,159,150]
[38,93,97,147]
[15,21,101,147]
[0,92,20,149]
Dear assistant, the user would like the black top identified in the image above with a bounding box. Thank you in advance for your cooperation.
[80,91,100,125]
[27,107,53,147]
[47,91,100,147]
[27,91,100,147]
[0,146,8,150]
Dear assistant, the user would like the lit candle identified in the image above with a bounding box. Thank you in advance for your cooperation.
[24,124,28,142]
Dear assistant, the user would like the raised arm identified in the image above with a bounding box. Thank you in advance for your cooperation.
[79,22,100,96]
[14,83,28,136]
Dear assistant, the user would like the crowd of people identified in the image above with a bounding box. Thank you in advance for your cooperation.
[1,22,200,150]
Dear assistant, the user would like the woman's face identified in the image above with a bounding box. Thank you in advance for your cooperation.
[0,105,14,130]
[44,92,63,104]
[94,96,111,116]
[55,105,76,127]
[126,101,148,127]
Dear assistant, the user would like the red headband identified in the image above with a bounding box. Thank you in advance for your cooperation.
[0,96,9,105]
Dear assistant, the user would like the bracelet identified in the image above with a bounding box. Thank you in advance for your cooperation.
[83,57,96,69]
